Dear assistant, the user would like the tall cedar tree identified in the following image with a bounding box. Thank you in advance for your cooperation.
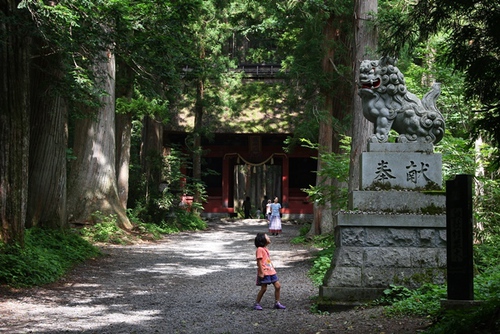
[0,0,31,245]
[67,48,132,230]
[348,0,377,193]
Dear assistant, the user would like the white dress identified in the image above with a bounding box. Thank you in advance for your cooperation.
[268,203,282,234]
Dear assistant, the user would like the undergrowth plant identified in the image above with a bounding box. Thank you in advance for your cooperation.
[81,209,207,244]
[80,212,132,244]
[0,228,100,287]
[291,223,335,287]
[375,284,446,318]
[0,207,207,288]
[300,136,350,211]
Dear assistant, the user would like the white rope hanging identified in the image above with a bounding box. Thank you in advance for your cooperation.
[224,153,287,167]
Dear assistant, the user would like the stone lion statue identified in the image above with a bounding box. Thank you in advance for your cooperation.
[358,57,445,144]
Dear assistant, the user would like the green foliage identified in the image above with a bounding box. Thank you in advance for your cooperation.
[80,212,130,244]
[374,263,500,333]
[129,208,207,237]
[309,300,331,315]
[436,131,500,247]
[290,224,313,244]
[474,176,500,243]
[378,0,500,163]
[166,209,207,231]
[116,96,170,119]
[474,265,500,301]
[475,242,500,277]
[289,223,335,286]
[308,248,333,287]
[127,135,208,226]
[379,284,446,318]
[301,135,351,210]
[0,228,100,287]
[376,284,413,305]
[424,301,500,334]
[436,132,476,180]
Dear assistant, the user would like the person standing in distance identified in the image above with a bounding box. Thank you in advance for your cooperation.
[268,197,282,236]
[261,196,268,219]
[265,199,272,223]
[253,232,286,310]
[243,196,251,219]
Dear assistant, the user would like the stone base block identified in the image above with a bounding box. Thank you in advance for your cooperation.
[349,190,445,213]
[320,220,447,303]
[335,212,446,228]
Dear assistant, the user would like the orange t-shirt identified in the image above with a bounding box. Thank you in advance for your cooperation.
[256,247,276,276]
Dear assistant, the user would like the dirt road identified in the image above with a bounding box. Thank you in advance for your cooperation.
[0,219,430,333]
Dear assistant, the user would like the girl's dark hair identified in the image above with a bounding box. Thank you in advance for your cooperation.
[254,232,267,248]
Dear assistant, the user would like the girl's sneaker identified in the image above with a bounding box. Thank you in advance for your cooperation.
[253,303,263,310]
[274,301,286,309]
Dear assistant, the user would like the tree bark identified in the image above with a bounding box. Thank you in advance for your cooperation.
[310,15,335,236]
[310,13,352,236]
[67,49,132,230]
[192,78,204,208]
[348,0,377,193]
[116,113,132,209]
[27,41,68,229]
[115,60,134,209]
[0,0,31,245]
[141,115,163,202]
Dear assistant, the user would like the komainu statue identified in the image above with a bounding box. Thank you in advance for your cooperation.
[358,57,445,144]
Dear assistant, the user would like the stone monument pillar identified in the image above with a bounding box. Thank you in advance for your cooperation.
[320,142,446,303]
[320,57,447,304]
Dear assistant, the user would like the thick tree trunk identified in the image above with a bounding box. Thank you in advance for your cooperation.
[313,120,334,235]
[116,113,132,209]
[310,13,352,236]
[67,50,132,230]
[348,0,377,193]
[0,0,31,245]
[310,15,336,236]
[192,78,204,207]
[141,115,163,202]
[27,43,68,229]
[115,61,134,209]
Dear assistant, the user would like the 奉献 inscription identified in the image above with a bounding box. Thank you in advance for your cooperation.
[363,154,442,189]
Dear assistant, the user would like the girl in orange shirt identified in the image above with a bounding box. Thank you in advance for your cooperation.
[253,232,286,310]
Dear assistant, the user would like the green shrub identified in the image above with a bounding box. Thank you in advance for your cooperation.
[383,284,446,317]
[374,284,413,305]
[289,225,335,286]
[290,223,311,244]
[79,212,130,244]
[308,249,333,286]
[475,234,500,274]
[474,264,500,301]
[0,228,100,287]
[165,209,207,231]
[424,301,500,334]
[305,233,335,287]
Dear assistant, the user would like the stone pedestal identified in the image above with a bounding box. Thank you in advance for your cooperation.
[320,143,446,303]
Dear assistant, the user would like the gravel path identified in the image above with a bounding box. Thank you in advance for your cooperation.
[0,219,431,333]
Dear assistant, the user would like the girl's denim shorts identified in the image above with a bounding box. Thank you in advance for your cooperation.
[256,274,279,286]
